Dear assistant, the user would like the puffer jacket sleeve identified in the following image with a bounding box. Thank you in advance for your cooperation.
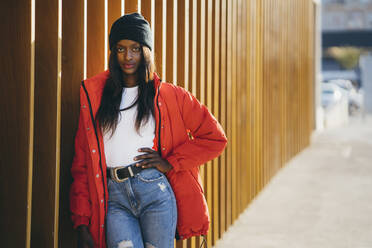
[69,105,91,228]
[165,86,227,172]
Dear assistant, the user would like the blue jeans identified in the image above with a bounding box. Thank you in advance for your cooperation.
[106,168,177,248]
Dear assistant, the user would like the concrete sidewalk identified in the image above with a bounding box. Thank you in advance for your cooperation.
[214,115,372,248]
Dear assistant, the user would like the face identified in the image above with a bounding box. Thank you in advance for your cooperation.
[116,39,142,76]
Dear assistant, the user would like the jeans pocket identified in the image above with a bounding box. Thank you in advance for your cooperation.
[137,168,164,182]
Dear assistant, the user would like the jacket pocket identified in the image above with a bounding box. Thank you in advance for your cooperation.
[188,170,204,194]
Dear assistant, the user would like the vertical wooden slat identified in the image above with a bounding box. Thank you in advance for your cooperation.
[248,0,257,202]
[125,0,138,13]
[87,0,105,77]
[240,0,249,210]
[108,0,122,63]
[212,0,221,242]
[235,0,241,215]
[219,0,227,237]
[0,1,33,247]
[59,0,85,247]
[177,0,186,88]
[225,0,232,229]
[231,0,238,222]
[141,0,152,26]
[31,0,61,246]
[205,0,213,245]
[189,0,197,96]
[255,0,264,193]
[166,0,175,83]
[154,0,164,78]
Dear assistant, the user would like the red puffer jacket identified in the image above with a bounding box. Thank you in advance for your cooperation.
[70,70,227,247]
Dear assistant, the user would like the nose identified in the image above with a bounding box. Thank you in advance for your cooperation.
[125,50,133,60]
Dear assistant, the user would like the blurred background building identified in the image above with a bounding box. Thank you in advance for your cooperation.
[321,0,372,127]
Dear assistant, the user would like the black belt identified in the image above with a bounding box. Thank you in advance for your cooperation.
[107,163,144,183]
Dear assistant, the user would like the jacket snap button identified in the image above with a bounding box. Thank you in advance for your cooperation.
[87,127,90,131]
[162,147,165,151]
[82,105,86,108]
[92,149,96,153]
[159,102,162,106]
[161,125,164,128]
[101,199,104,203]
[96,174,99,178]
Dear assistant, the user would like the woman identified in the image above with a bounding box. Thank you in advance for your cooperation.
[70,13,227,248]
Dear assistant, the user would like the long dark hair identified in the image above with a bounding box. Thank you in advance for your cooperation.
[96,45,156,136]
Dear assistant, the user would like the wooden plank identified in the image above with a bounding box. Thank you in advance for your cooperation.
[125,0,138,13]
[154,0,164,79]
[198,0,206,104]
[87,0,105,77]
[225,0,232,228]
[240,0,249,210]
[234,0,244,214]
[189,0,197,96]
[0,1,33,247]
[59,0,85,247]
[177,0,186,88]
[248,0,256,202]
[219,0,227,236]
[166,0,175,82]
[31,0,61,246]
[108,0,122,63]
[231,0,237,222]
[205,0,213,244]
[212,0,221,241]
[141,0,152,26]
[255,0,264,193]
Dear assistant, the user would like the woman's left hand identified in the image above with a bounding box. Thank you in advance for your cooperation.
[134,148,173,173]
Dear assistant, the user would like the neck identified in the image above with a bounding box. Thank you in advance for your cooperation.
[122,73,138,87]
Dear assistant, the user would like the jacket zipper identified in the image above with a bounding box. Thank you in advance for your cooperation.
[156,84,162,156]
[81,82,107,214]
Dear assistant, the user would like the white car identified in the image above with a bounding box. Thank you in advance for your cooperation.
[326,79,363,114]
[321,82,347,109]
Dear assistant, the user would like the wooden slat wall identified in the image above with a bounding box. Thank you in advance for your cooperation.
[59,0,84,247]
[0,0,316,247]
[0,1,34,247]
[31,0,61,247]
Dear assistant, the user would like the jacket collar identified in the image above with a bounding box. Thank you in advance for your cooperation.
[84,70,162,94]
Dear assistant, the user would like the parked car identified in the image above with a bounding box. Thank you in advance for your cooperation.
[321,82,347,109]
[325,79,364,114]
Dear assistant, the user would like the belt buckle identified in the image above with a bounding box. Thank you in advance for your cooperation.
[111,166,134,183]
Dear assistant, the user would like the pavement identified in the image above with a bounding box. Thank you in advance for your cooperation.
[214,115,372,248]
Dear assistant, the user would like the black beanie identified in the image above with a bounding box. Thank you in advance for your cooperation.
[109,13,153,51]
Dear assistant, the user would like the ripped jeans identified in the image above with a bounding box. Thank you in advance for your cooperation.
[106,168,177,248]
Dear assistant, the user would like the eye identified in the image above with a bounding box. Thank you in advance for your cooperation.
[117,47,125,53]
[132,47,141,53]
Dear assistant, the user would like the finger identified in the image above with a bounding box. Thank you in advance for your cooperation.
[138,147,156,153]
[140,163,156,169]
[133,153,158,161]
[136,158,160,167]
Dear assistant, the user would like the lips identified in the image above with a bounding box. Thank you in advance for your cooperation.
[123,63,135,69]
